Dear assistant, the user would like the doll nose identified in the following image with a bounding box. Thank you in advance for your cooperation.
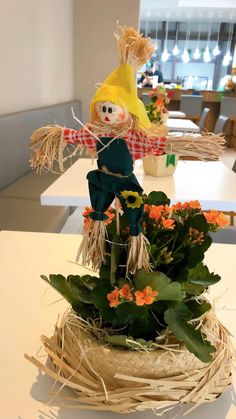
[105,116,110,122]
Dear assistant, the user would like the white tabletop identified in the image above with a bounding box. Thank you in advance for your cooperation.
[168,111,186,118]
[0,230,235,419]
[167,118,200,132]
[41,159,236,212]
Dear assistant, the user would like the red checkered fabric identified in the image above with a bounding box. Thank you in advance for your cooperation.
[63,128,167,160]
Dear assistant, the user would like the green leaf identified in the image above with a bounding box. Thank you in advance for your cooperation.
[80,275,98,290]
[146,191,170,206]
[135,269,185,301]
[188,264,221,286]
[41,274,77,305]
[110,234,124,285]
[181,282,205,295]
[186,300,211,319]
[67,276,93,304]
[99,264,111,282]
[164,303,216,363]
[106,335,154,349]
[113,304,158,339]
[91,281,114,323]
[187,236,212,268]
[185,213,209,234]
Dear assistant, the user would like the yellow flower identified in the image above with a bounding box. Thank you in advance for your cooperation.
[121,191,143,209]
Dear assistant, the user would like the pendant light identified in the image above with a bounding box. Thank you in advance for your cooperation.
[154,21,159,51]
[172,23,179,56]
[223,23,233,66]
[161,21,170,62]
[213,23,221,56]
[182,23,190,63]
[203,24,211,63]
[193,23,201,60]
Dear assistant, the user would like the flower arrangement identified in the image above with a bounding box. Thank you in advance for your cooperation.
[42,191,228,363]
[145,84,171,125]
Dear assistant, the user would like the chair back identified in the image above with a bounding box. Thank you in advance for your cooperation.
[214,115,229,134]
[180,95,203,118]
[198,107,210,130]
[220,97,236,118]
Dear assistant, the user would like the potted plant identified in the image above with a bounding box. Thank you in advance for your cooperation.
[143,85,179,177]
[26,191,232,414]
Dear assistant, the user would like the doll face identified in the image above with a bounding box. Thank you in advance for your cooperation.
[95,101,129,125]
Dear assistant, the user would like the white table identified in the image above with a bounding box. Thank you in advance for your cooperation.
[167,118,200,132]
[41,159,236,212]
[168,111,186,119]
[0,230,235,419]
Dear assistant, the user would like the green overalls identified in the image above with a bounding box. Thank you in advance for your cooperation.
[87,137,144,236]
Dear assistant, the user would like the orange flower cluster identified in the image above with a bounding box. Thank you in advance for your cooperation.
[107,284,158,308]
[83,206,115,230]
[107,284,133,308]
[144,204,175,230]
[171,200,201,211]
[134,286,158,306]
[204,210,228,227]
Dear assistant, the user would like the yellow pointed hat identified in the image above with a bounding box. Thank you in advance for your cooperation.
[90,63,151,129]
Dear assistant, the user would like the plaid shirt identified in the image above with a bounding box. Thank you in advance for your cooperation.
[63,127,167,161]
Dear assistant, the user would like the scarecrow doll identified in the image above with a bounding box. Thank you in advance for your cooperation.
[30,26,224,274]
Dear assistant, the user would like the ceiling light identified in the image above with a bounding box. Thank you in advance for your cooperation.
[203,24,211,63]
[172,23,179,56]
[193,47,201,60]
[213,44,221,56]
[222,23,234,67]
[161,49,169,62]
[203,46,211,63]
[213,23,221,56]
[172,44,179,56]
[182,47,190,63]
[182,23,190,63]
[162,21,170,62]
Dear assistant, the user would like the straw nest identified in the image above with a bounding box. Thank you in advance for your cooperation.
[25,309,232,414]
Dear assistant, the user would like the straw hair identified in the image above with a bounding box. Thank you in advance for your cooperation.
[114,25,155,71]
[127,233,150,274]
[25,309,232,414]
[76,220,107,271]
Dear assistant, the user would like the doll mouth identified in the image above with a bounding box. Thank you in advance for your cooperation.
[105,116,110,122]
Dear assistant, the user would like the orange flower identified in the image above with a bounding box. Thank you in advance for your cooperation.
[149,205,164,221]
[82,206,93,218]
[134,286,158,306]
[188,200,201,209]
[107,289,120,308]
[204,210,228,227]
[171,202,182,211]
[119,284,133,301]
[161,217,175,230]
[144,204,151,213]
[82,206,114,229]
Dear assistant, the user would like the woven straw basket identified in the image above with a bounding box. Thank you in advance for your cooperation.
[26,309,232,414]
[143,154,179,177]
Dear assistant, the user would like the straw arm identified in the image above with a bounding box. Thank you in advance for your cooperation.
[164,134,226,161]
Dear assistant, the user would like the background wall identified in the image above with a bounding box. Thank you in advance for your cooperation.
[74,0,141,122]
[0,0,74,115]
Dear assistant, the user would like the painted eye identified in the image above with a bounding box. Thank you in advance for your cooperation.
[108,107,112,114]
[102,105,106,113]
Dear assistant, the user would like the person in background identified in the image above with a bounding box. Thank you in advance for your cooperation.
[139,61,164,87]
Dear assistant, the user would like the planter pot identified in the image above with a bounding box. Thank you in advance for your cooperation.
[26,309,232,414]
[143,154,179,177]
